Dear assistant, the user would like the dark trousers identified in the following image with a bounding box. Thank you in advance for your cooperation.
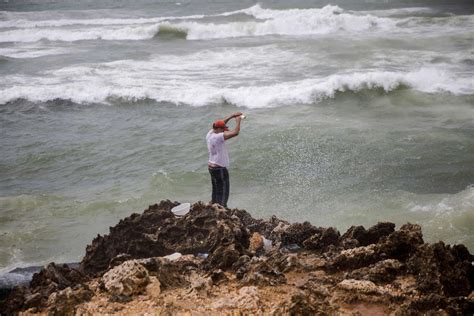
[208,167,229,207]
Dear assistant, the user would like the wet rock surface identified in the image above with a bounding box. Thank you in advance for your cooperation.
[1,200,473,315]
[1,263,89,315]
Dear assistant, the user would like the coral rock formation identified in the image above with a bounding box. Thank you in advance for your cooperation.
[1,201,473,315]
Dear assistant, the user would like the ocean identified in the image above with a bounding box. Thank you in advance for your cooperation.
[0,0,473,281]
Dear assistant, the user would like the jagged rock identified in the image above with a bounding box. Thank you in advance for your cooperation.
[30,263,89,294]
[270,221,291,241]
[341,237,360,249]
[46,284,93,315]
[407,241,472,296]
[349,259,404,284]
[377,223,424,260]
[0,286,29,314]
[23,292,42,307]
[1,263,90,313]
[188,271,213,296]
[328,244,379,271]
[137,255,202,289]
[108,253,133,270]
[145,276,161,298]
[210,286,260,311]
[302,227,340,252]
[342,222,395,247]
[236,286,260,310]
[81,201,250,275]
[206,243,241,269]
[237,257,286,286]
[81,200,178,275]
[279,221,322,246]
[101,260,150,296]
[228,209,288,238]
[286,292,320,315]
[337,279,384,295]
[249,232,264,254]
[328,223,425,272]
[205,269,227,285]
[2,201,473,315]
[409,294,474,314]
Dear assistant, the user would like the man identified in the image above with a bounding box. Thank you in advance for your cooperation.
[206,112,243,207]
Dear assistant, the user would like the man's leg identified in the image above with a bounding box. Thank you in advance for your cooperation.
[209,168,218,204]
[222,168,229,207]
[209,168,225,205]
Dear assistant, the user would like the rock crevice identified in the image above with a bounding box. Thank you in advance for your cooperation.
[2,201,473,315]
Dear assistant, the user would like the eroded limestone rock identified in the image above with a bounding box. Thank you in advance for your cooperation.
[101,260,150,296]
[82,201,250,275]
[2,201,473,315]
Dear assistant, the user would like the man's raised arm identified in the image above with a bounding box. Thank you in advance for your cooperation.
[224,112,243,140]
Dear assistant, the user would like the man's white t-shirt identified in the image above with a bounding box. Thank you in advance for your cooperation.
[206,130,229,168]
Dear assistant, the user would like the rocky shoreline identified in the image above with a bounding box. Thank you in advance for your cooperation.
[1,200,473,315]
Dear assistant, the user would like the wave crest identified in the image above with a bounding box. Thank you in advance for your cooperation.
[0,4,471,43]
[1,68,470,107]
[156,23,188,39]
[0,5,394,43]
[166,5,395,40]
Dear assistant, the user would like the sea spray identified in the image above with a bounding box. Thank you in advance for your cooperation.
[1,0,472,274]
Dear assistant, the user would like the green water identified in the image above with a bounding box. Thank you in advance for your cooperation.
[1,90,473,270]
[0,0,473,272]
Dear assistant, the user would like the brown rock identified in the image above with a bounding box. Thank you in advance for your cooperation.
[342,222,395,247]
[302,227,340,252]
[145,276,161,298]
[46,284,93,315]
[349,259,404,284]
[279,221,322,246]
[2,202,473,315]
[249,232,264,254]
[337,279,384,295]
[238,257,286,286]
[101,260,150,296]
[81,201,250,275]
[214,243,241,269]
[407,241,472,296]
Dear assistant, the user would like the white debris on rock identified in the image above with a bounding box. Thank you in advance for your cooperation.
[163,252,182,261]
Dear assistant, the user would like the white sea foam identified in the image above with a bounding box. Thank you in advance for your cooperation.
[1,63,471,107]
[359,7,437,17]
[407,186,474,246]
[0,4,470,43]
[0,14,207,29]
[170,5,396,40]
[409,186,474,214]
[0,47,72,58]
[0,5,393,43]
[0,24,161,43]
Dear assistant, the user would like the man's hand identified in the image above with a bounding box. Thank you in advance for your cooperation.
[224,112,243,124]
[224,113,242,140]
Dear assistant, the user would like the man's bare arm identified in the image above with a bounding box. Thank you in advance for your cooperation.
[224,115,241,140]
[223,112,242,124]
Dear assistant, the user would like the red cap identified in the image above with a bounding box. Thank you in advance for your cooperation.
[213,120,229,131]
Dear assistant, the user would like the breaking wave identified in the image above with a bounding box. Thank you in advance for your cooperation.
[0,47,72,58]
[156,23,188,39]
[0,14,206,29]
[3,5,469,43]
[0,24,161,43]
[1,68,471,107]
